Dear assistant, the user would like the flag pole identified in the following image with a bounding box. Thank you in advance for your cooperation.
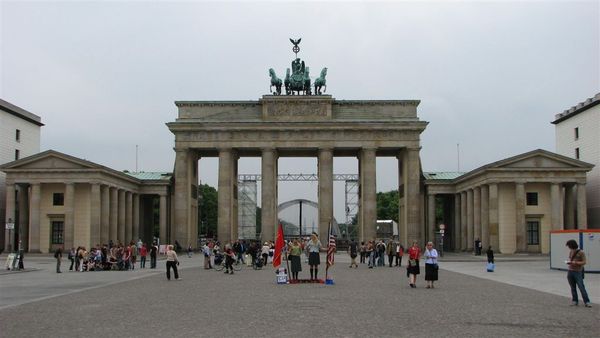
[325,221,331,281]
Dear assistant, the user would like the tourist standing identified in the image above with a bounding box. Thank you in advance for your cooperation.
[261,242,270,266]
[166,245,181,280]
[150,242,158,269]
[407,240,421,288]
[474,238,482,255]
[187,244,193,258]
[367,241,375,268]
[424,241,439,289]
[68,247,75,271]
[565,240,591,307]
[306,232,322,281]
[386,240,396,267]
[203,242,212,269]
[348,239,358,268]
[396,243,404,267]
[130,241,137,270]
[139,243,148,269]
[359,242,366,264]
[486,246,494,264]
[288,239,303,280]
[54,246,63,273]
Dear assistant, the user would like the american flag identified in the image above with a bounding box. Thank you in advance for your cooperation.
[326,221,336,269]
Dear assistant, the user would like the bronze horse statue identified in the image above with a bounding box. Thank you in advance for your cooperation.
[269,68,282,95]
[314,67,327,95]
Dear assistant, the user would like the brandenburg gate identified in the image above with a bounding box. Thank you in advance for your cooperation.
[167,95,428,246]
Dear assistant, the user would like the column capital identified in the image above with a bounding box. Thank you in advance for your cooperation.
[318,147,334,154]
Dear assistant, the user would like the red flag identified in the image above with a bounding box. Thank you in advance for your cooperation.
[273,222,284,268]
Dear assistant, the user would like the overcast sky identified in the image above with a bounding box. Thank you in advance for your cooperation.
[2,0,599,222]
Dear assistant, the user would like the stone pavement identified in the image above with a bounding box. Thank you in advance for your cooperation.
[0,253,598,337]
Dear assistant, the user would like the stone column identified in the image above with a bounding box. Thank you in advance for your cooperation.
[64,182,75,249]
[466,189,474,251]
[159,194,167,243]
[218,148,234,243]
[17,185,29,252]
[125,191,132,243]
[427,193,436,243]
[4,183,15,252]
[564,184,575,230]
[405,148,421,244]
[473,187,481,247]
[133,194,140,241]
[100,185,110,245]
[488,183,500,252]
[480,185,489,250]
[173,148,198,246]
[515,182,526,251]
[29,183,41,253]
[109,187,118,242]
[454,193,461,252]
[360,148,377,242]
[550,183,562,230]
[397,153,408,247]
[460,191,467,250]
[118,189,125,243]
[261,148,278,242]
[318,148,334,243]
[576,182,588,229]
[90,183,101,248]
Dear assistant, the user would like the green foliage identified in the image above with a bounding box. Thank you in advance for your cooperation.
[198,184,218,238]
[377,190,399,223]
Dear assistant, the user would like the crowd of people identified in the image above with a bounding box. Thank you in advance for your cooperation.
[54,239,158,273]
[52,236,593,308]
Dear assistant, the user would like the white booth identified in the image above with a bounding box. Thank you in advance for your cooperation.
[550,230,600,273]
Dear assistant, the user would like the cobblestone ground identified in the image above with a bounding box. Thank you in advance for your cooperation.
[0,255,598,337]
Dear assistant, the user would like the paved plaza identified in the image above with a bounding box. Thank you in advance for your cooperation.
[0,253,598,337]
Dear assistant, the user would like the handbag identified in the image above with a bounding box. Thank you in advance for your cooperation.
[409,259,416,266]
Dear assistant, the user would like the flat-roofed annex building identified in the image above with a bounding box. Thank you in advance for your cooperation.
[0,150,172,253]
[552,92,600,228]
[1,98,43,252]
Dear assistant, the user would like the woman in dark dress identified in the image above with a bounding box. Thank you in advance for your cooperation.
[306,232,322,281]
[288,239,303,281]
[407,240,421,288]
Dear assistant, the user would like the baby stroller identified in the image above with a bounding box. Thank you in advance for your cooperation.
[253,254,264,270]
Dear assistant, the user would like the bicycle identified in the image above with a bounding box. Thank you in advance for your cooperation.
[214,254,242,272]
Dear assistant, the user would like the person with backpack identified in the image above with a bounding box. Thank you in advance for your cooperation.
[348,239,358,268]
[565,239,592,307]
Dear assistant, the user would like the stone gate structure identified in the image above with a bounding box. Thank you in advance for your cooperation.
[167,95,428,246]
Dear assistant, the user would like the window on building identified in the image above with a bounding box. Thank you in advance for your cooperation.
[575,148,580,159]
[16,129,21,142]
[15,149,20,160]
[574,127,579,140]
[527,221,540,245]
[51,221,64,244]
[53,193,64,206]
[526,192,538,206]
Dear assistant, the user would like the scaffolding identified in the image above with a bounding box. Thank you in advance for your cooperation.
[237,180,257,240]
[237,174,359,239]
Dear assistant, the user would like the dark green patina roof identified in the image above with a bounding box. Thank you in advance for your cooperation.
[423,172,465,180]
[124,172,172,181]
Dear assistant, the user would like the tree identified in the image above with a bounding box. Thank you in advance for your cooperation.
[198,184,218,238]
[377,190,399,223]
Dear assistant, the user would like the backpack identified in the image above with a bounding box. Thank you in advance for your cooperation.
[54,250,59,258]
